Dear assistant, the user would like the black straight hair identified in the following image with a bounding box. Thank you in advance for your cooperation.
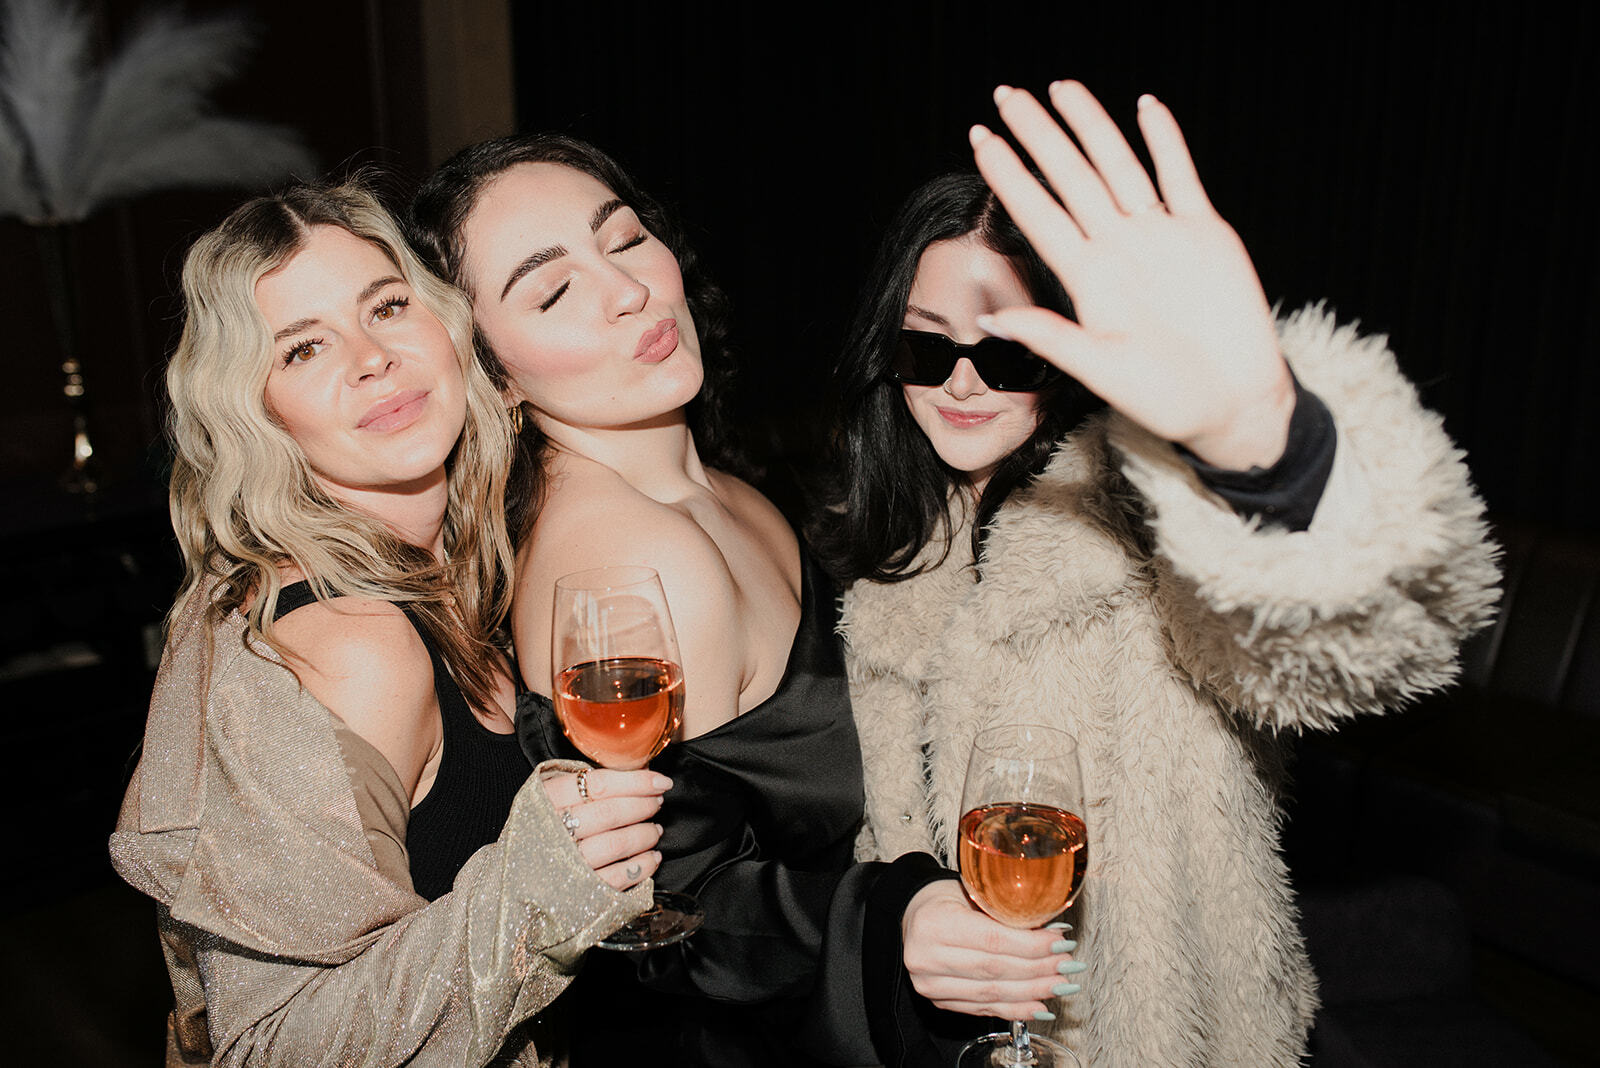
[808,171,1101,585]
[407,133,747,540]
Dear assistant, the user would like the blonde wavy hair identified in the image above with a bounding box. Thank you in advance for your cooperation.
[165,178,516,710]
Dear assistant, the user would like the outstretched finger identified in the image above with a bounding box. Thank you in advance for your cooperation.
[991,85,1121,234]
[1136,93,1214,216]
[978,305,1091,383]
[1047,80,1162,216]
[970,124,1083,278]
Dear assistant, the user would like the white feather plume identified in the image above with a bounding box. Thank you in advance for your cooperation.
[0,0,316,223]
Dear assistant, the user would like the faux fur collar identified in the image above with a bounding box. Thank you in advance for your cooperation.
[843,416,1143,678]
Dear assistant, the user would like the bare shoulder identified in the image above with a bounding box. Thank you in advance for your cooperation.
[525,461,734,590]
[272,595,437,790]
[512,461,740,701]
[707,467,796,538]
[706,467,803,587]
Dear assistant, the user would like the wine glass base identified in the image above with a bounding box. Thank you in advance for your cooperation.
[596,891,704,950]
[957,1031,1082,1068]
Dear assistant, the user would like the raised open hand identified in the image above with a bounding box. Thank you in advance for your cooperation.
[970,81,1295,471]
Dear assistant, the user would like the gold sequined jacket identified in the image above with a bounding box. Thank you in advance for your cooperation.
[109,585,648,1067]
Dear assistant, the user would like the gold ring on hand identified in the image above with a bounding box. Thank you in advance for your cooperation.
[575,768,592,802]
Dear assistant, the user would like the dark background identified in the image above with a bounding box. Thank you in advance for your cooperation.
[1,1,1595,1063]
[506,2,1598,533]
[2,1,1595,532]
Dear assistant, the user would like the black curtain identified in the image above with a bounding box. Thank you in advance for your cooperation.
[509,1,1599,534]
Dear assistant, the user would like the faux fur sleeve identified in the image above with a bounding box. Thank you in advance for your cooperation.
[1105,303,1501,731]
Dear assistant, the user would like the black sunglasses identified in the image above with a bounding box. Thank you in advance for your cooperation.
[890,329,1058,392]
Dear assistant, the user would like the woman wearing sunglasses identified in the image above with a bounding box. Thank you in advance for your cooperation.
[813,82,1499,1066]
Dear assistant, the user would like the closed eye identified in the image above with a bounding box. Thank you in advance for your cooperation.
[539,281,571,312]
[610,233,647,254]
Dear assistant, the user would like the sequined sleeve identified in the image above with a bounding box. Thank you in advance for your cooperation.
[172,769,645,1066]
[110,599,649,1067]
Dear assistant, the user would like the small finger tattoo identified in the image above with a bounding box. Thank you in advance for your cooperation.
[626,864,642,881]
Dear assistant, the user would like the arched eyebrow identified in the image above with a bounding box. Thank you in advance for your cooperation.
[905,303,951,327]
[272,275,404,341]
[498,198,630,303]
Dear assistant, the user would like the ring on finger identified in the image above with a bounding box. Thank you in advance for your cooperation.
[1129,199,1166,215]
[561,808,580,839]
[575,768,591,802]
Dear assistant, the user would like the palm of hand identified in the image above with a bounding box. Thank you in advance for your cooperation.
[975,82,1294,471]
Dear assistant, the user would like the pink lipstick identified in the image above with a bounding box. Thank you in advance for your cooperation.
[634,319,679,364]
[358,389,428,432]
[936,407,998,428]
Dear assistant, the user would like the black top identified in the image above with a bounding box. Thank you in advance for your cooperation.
[274,581,529,901]
[519,552,977,1066]
[1179,374,1337,532]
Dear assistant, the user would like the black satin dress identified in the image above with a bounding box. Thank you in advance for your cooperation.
[518,553,981,1067]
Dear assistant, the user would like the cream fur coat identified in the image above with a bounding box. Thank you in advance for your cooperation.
[839,306,1500,1067]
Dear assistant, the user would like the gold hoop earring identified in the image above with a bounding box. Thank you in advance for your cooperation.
[507,403,525,434]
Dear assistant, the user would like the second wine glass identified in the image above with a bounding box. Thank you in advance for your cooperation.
[552,564,703,949]
[956,724,1088,1068]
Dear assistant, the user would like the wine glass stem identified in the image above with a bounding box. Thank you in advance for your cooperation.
[1010,1020,1038,1066]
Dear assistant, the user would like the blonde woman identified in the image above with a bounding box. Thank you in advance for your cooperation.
[110,180,667,1066]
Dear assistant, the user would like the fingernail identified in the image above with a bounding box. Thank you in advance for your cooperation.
[975,314,1012,341]
[1138,93,1157,111]
[1045,921,1073,931]
[1058,960,1087,975]
[1050,939,1077,954]
[652,823,664,837]
[968,124,992,148]
[1051,982,1082,997]
[652,774,673,790]
[1032,1010,1056,1022]
[994,85,1013,104]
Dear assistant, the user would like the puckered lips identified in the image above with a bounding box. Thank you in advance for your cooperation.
[634,318,679,364]
[358,389,429,432]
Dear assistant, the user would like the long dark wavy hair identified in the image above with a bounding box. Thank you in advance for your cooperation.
[809,171,1102,585]
[407,133,746,539]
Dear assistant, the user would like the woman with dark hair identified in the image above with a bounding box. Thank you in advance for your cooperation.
[818,83,1500,1066]
[409,135,1074,1065]
[109,178,667,1066]
[812,169,1099,582]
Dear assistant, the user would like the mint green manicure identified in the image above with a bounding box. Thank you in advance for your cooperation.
[1057,960,1087,975]
[1049,939,1077,954]
[1032,1010,1056,1022]
[1045,921,1073,931]
[1051,982,1082,997]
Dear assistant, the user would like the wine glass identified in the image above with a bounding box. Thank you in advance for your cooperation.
[552,565,703,949]
[956,724,1088,1068]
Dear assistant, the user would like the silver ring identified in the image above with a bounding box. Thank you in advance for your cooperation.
[575,768,591,802]
[561,808,580,839]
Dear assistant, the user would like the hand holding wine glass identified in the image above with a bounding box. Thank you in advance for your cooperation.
[552,565,704,948]
[957,724,1088,1068]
